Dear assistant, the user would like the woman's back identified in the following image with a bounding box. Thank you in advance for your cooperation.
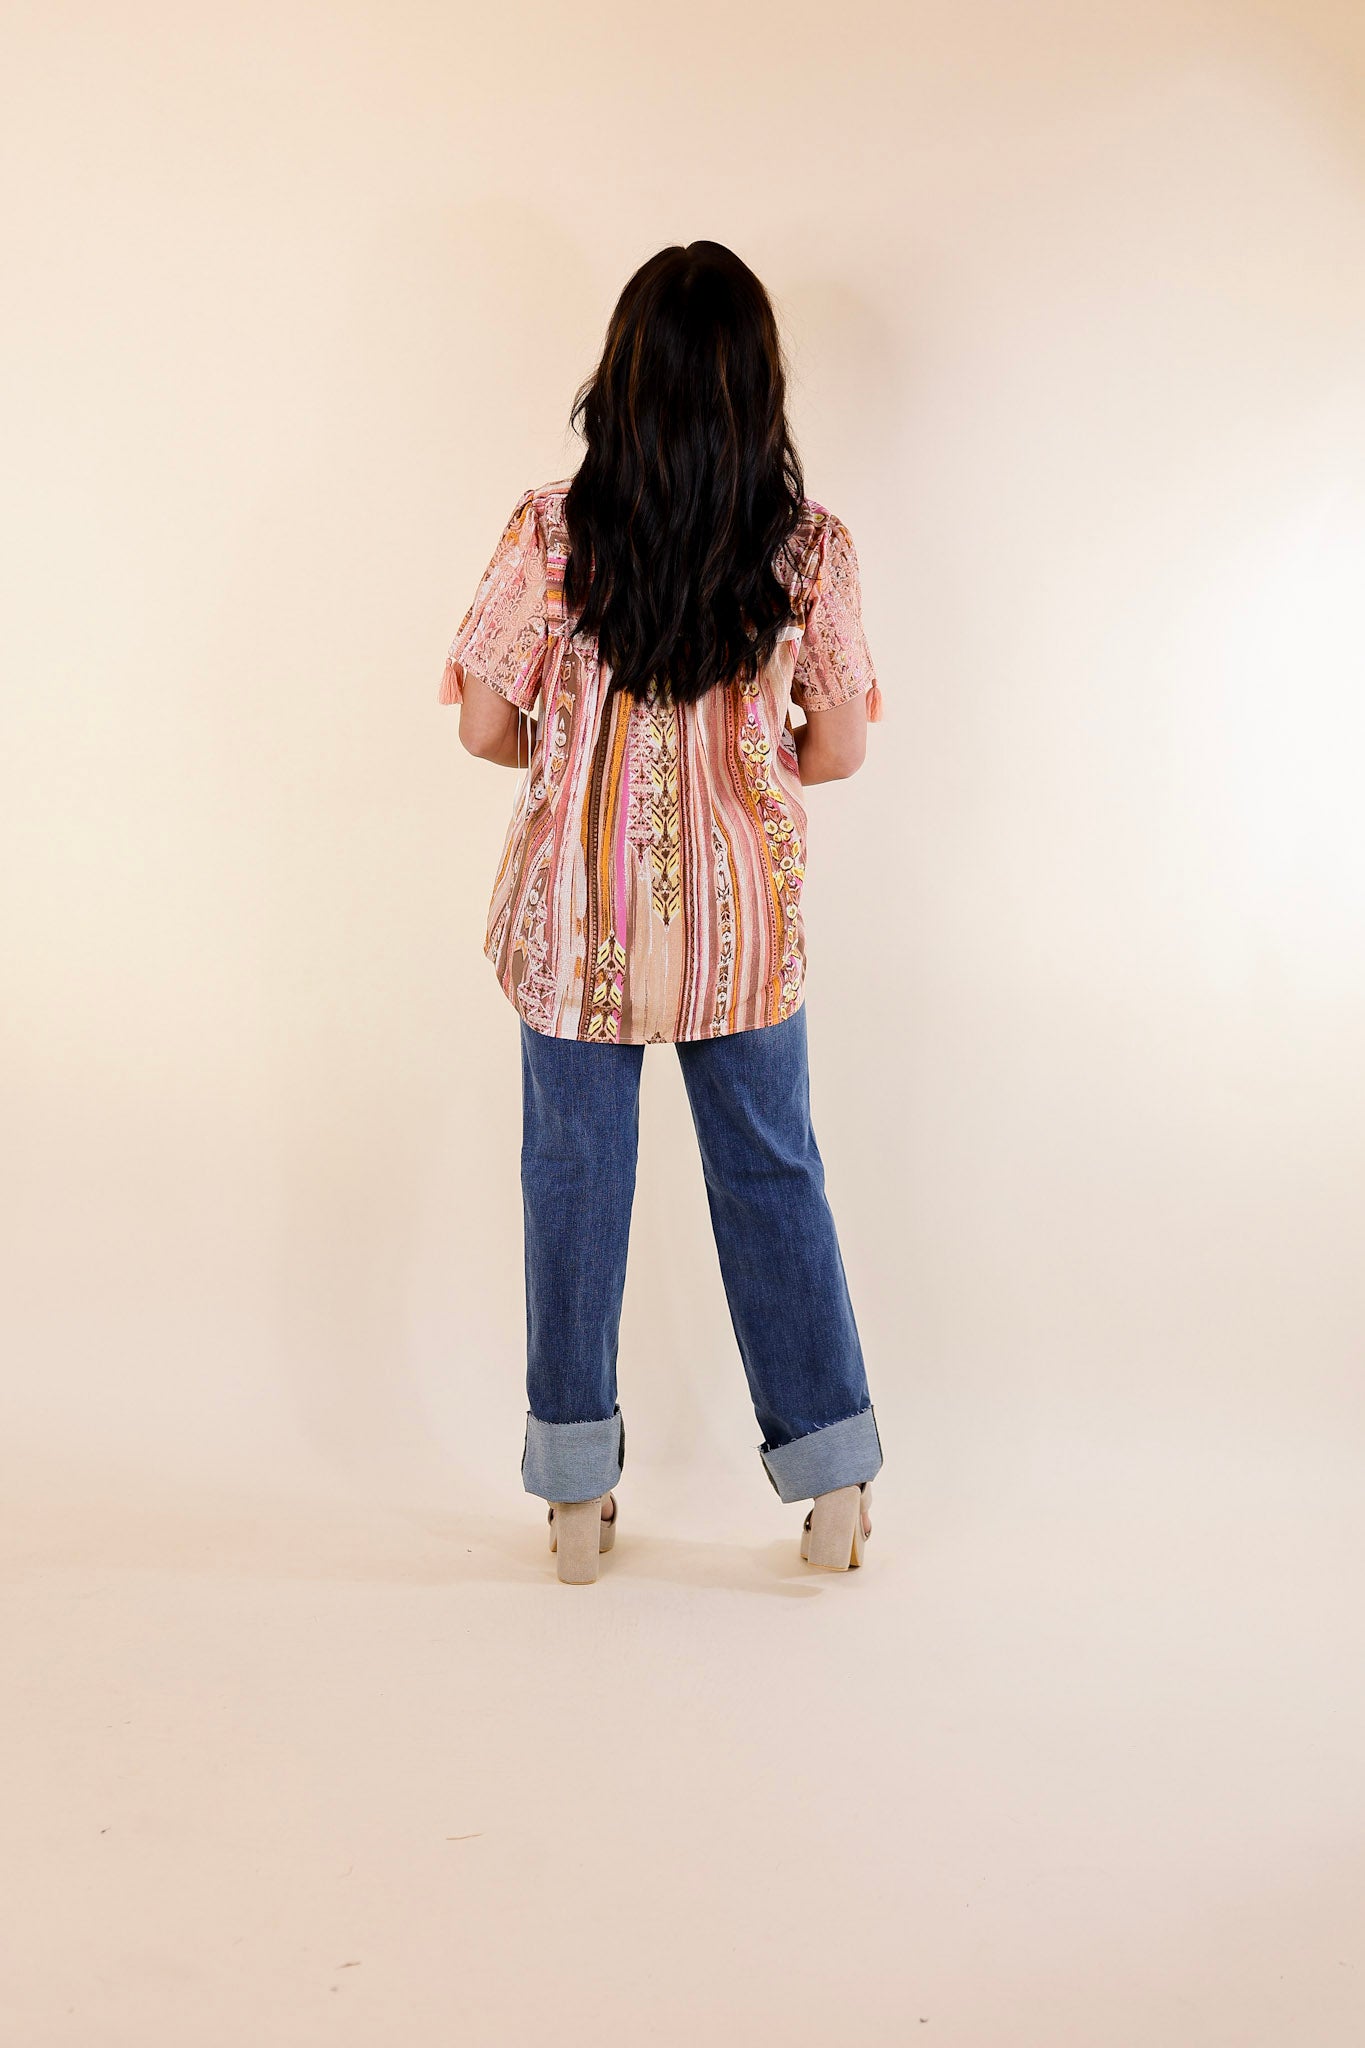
[440,241,886,1573]
[442,477,880,1042]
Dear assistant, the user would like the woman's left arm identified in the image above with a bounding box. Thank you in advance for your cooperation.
[457,668,538,767]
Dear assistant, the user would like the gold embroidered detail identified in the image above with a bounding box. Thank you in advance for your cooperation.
[646,703,682,926]
[586,934,627,1041]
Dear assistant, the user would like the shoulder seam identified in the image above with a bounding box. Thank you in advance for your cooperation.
[787,502,831,597]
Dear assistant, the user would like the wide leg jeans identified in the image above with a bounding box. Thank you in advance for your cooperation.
[517,1004,884,1506]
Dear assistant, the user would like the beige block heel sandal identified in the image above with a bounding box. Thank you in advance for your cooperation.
[800,1481,872,1570]
[547,1492,617,1584]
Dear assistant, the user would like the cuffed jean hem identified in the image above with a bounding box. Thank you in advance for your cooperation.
[521,1402,626,1503]
[758,1403,884,1504]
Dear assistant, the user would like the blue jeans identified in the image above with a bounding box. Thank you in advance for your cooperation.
[518,1005,883,1506]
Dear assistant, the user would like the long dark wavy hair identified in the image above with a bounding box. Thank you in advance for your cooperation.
[563,242,807,708]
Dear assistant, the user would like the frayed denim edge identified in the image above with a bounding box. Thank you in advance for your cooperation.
[521,1402,625,1502]
[758,1403,883,1504]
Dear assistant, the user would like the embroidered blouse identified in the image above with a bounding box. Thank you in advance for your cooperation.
[440,480,882,1043]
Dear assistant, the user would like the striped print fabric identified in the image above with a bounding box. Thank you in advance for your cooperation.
[440,481,880,1043]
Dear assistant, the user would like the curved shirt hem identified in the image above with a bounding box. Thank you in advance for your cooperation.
[487,945,808,1044]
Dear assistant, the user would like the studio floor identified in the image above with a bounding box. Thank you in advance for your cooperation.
[5,1439,1362,2046]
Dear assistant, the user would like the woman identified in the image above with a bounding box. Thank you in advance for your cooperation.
[440,241,884,1583]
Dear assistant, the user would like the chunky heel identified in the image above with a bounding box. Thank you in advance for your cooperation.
[547,1493,617,1583]
[800,1481,872,1571]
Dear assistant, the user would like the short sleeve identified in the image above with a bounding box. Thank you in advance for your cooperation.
[440,487,552,712]
[790,513,882,720]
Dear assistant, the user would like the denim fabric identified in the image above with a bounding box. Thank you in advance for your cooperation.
[518,1004,883,1506]
[522,1403,625,1501]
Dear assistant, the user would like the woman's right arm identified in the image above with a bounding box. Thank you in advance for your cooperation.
[788,512,880,780]
[793,693,869,783]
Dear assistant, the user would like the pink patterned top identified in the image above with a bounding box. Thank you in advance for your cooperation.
[440,479,881,1043]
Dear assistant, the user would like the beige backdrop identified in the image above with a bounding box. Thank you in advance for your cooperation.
[3,4,1364,2044]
